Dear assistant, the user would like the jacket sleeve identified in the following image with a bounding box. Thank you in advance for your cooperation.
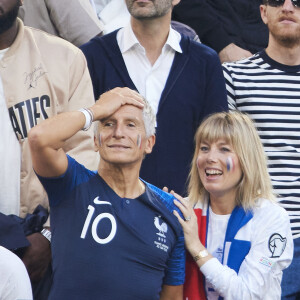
[61,48,99,171]
[172,0,233,53]
[202,50,228,115]
[45,0,103,47]
[0,213,29,250]
[200,203,293,299]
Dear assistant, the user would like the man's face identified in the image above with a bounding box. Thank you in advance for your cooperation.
[125,0,174,20]
[0,0,21,35]
[96,105,155,166]
[261,0,300,47]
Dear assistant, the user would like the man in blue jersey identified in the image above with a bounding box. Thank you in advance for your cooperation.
[223,0,300,298]
[81,0,228,197]
[28,87,185,300]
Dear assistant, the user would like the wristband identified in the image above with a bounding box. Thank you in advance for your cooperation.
[41,228,51,243]
[78,108,94,131]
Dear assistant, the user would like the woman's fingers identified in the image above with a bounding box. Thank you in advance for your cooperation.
[173,210,185,226]
[173,198,187,214]
[174,199,194,223]
[172,191,191,209]
[162,186,169,193]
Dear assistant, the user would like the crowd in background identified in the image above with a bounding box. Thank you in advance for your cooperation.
[0,0,299,299]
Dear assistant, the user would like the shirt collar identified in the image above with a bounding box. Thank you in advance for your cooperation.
[165,26,182,54]
[119,22,182,54]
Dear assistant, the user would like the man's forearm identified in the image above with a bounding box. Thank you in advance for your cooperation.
[29,111,87,152]
[28,109,89,178]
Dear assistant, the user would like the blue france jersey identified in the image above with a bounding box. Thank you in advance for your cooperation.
[38,156,185,300]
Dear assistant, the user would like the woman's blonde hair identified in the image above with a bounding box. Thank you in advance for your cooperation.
[188,111,275,209]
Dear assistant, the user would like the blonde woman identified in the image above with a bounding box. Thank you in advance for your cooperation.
[172,112,293,300]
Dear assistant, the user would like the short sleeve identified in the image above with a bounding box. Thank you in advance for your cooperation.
[37,155,96,207]
[163,233,185,285]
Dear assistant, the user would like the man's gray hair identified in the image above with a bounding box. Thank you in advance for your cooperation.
[142,97,156,137]
[94,96,156,137]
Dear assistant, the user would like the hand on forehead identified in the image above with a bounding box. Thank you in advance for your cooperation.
[93,87,145,122]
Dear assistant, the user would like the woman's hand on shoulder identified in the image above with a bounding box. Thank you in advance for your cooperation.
[171,191,203,253]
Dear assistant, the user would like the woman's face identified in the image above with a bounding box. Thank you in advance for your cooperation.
[196,139,243,202]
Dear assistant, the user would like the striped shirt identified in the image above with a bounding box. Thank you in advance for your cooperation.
[223,50,300,239]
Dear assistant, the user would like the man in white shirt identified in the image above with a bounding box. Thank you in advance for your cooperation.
[81,0,228,198]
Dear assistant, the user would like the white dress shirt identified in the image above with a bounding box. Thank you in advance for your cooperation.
[117,23,182,115]
[0,49,21,215]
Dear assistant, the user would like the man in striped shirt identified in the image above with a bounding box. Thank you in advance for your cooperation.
[223,0,300,298]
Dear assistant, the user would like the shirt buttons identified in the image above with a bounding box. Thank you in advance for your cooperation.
[126,200,130,204]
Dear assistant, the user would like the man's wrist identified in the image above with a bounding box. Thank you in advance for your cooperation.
[41,228,51,243]
[78,108,94,131]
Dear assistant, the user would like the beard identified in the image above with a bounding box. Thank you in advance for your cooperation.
[268,15,300,48]
[126,0,172,20]
[272,31,300,48]
[0,1,20,35]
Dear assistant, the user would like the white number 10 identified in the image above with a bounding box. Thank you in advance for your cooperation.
[80,205,117,244]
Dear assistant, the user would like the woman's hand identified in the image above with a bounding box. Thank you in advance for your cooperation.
[171,192,203,255]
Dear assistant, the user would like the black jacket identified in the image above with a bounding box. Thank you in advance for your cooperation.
[172,0,268,53]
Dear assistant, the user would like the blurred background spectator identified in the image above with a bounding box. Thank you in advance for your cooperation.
[18,0,103,47]
[172,0,268,62]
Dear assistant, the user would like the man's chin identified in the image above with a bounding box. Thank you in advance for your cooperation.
[277,34,300,48]
[106,155,142,166]
[0,5,19,35]
[271,28,300,48]
[0,21,15,34]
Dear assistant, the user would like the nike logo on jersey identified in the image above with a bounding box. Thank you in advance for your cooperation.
[93,196,111,205]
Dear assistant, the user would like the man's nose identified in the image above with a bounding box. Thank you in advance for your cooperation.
[282,0,295,12]
[113,124,124,138]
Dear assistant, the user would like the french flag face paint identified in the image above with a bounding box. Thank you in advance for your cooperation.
[98,134,102,147]
[137,134,142,149]
[226,156,234,172]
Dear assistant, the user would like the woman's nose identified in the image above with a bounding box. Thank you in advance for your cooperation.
[206,149,218,163]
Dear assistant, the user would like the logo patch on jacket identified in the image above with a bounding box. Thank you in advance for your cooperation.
[24,64,47,89]
[268,233,287,258]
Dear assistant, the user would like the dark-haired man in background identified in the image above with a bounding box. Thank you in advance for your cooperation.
[81,0,228,198]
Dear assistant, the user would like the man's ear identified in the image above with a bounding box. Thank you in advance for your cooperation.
[260,4,268,25]
[144,135,156,155]
[94,135,99,152]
